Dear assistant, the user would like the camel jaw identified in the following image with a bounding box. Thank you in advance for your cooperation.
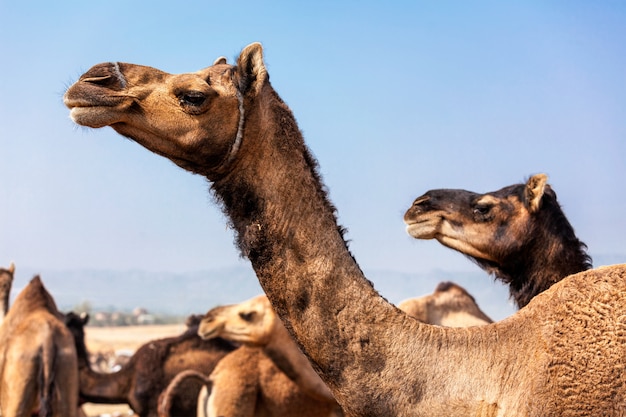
[436,234,498,263]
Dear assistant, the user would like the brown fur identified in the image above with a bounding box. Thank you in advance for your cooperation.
[196,295,340,416]
[159,296,340,417]
[64,312,236,417]
[0,276,79,417]
[204,346,338,417]
[404,174,593,307]
[398,282,493,327]
[65,43,626,416]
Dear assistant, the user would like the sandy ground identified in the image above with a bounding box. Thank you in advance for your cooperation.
[81,324,186,417]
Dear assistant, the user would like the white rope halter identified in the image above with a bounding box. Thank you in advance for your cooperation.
[217,88,245,170]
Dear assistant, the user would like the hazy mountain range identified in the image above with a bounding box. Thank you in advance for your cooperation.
[11,253,623,322]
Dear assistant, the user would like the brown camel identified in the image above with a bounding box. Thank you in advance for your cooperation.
[0,263,15,324]
[198,346,339,417]
[64,311,237,417]
[397,281,493,327]
[403,173,593,308]
[199,294,339,416]
[158,295,339,417]
[65,42,626,415]
[0,276,79,417]
[198,295,337,402]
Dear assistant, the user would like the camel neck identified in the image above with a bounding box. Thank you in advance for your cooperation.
[501,230,591,308]
[208,87,431,406]
[78,364,134,404]
[263,320,336,403]
[0,294,9,323]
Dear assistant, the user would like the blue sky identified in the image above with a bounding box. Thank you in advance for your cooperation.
[1,2,625,315]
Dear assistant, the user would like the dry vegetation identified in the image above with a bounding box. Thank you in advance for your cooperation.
[81,324,186,417]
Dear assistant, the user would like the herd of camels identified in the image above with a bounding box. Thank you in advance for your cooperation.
[0,42,623,416]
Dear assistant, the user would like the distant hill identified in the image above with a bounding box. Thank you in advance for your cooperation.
[10,251,624,322]
[10,265,517,320]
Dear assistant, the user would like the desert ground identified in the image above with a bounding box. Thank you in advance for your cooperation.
[81,324,187,417]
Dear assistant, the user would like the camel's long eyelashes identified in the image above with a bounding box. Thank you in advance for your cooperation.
[472,203,495,222]
[178,91,207,107]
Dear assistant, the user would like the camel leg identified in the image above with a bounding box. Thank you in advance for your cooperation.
[50,342,79,417]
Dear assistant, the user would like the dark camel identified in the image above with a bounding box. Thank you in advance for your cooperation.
[65,42,626,416]
[64,312,236,417]
[0,276,79,417]
[0,263,15,324]
[404,173,592,308]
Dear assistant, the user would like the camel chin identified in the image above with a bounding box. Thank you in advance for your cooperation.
[69,107,122,129]
[405,221,438,239]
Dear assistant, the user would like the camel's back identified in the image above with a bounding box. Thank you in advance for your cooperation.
[525,264,626,414]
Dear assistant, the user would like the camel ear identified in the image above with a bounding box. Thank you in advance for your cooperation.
[8,262,15,274]
[236,42,267,95]
[80,312,90,324]
[524,173,548,213]
[213,56,227,65]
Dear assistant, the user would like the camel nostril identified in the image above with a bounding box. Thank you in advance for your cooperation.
[412,195,430,207]
[80,62,127,89]
[83,75,115,86]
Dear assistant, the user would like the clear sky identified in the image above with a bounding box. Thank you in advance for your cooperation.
[1,2,625,311]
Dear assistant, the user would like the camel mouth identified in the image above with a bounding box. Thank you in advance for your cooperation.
[67,106,122,129]
[198,326,221,340]
[405,217,441,240]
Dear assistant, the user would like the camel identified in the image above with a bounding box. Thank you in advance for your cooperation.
[161,288,487,416]
[158,295,339,417]
[397,281,493,327]
[64,311,237,417]
[403,173,593,308]
[64,42,626,416]
[199,294,339,416]
[191,346,339,417]
[0,276,79,417]
[0,263,15,325]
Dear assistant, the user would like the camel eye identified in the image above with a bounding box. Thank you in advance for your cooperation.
[239,311,257,322]
[473,204,493,220]
[179,91,206,107]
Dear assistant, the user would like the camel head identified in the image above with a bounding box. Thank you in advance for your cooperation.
[397,282,493,327]
[404,173,592,308]
[198,295,278,347]
[64,43,268,177]
[404,173,554,264]
[0,262,15,296]
[64,311,90,366]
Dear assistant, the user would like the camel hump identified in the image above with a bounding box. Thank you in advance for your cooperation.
[13,275,60,316]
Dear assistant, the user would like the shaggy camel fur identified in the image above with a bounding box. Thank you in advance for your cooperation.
[0,263,15,325]
[64,312,236,417]
[65,42,626,416]
[404,173,593,308]
[0,276,79,417]
[397,281,493,327]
